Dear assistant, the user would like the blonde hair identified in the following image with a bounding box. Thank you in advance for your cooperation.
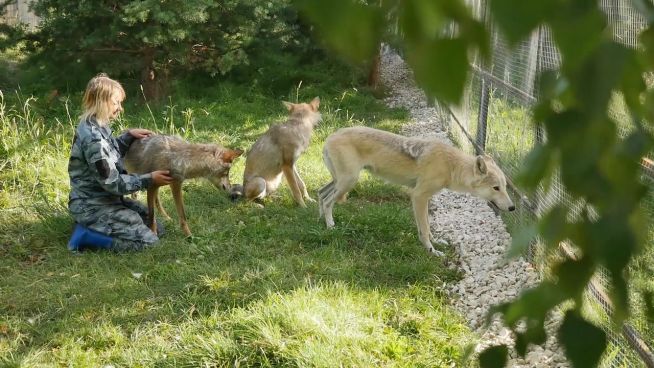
[80,73,126,126]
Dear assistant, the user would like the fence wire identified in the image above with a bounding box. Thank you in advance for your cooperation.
[440,0,654,366]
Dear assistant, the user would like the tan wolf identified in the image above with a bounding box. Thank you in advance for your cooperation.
[318,126,515,256]
[233,97,321,207]
[124,135,243,237]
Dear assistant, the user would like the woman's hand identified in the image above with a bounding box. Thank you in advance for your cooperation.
[151,170,174,187]
[129,129,154,139]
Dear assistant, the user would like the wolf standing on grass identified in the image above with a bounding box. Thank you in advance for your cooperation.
[233,97,321,207]
[67,74,173,252]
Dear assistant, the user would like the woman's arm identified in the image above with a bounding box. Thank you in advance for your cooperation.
[83,136,153,195]
[116,128,154,156]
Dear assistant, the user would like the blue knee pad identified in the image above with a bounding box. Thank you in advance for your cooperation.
[68,223,114,252]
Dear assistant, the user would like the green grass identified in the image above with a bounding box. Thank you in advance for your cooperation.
[0,58,475,366]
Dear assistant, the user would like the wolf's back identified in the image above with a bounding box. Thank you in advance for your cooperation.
[124,135,178,174]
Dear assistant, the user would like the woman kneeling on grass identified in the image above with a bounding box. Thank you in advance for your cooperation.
[67,73,173,252]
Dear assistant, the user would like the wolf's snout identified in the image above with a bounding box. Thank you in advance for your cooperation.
[508,205,515,212]
[230,184,244,202]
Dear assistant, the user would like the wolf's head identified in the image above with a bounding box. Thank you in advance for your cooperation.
[207,147,244,191]
[470,155,515,212]
[282,97,321,127]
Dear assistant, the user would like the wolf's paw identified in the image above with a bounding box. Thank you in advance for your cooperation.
[305,196,316,203]
[431,237,449,247]
[427,247,445,257]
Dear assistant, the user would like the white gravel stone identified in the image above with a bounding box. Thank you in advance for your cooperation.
[379,46,569,367]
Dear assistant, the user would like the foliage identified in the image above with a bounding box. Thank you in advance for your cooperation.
[296,0,654,366]
[0,0,312,96]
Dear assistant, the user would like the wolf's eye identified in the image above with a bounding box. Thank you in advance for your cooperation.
[493,186,500,191]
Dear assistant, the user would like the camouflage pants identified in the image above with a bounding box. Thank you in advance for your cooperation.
[69,197,159,251]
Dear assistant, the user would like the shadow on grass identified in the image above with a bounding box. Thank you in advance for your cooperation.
[0,181,460,363]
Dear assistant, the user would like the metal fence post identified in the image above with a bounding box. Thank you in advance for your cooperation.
[475,0,491,156]
[476,77,489,155]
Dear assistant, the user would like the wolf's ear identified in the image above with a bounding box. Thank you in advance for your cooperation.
[221,148,244,163]
[475,155,487,175]
[309,97,320,111]
[282,101,294,112]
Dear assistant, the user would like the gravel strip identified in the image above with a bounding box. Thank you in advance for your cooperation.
[379,46,570,368]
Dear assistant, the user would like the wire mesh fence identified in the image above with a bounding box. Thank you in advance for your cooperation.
[438,0,654,366]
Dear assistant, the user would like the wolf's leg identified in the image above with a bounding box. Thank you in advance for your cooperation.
[323,176,358,228]
[321,145,361,227]
[293,165,315,202]
[282,164,306,207]
[244,177,267,201]
[152,186,172,220]
[171,181,192,237]
[411,193,444,257]
[318,181,336,218]
[146,187,158,234]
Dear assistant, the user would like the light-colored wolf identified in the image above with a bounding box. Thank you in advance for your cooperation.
[124,135,243,237]
[234,97,321,207]
[318,126,515,256]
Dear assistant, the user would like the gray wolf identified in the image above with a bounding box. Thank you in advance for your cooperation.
[234,97,321,207]
[124,135,243,237]
[318,126,515,256]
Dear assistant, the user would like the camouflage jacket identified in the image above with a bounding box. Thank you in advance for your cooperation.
[68,117,152,205]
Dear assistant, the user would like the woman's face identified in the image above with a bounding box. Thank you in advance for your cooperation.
[109,92,124,121]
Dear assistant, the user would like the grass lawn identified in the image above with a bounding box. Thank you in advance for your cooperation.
[0,58,475,367]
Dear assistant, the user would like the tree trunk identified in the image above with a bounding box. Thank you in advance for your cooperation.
[140,48,167,102]
[367,43,381,90]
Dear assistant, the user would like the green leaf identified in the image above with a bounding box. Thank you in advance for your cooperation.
[559,311,607,368]
[553,257,594,300]
[490,0,555,46]
[503,282,565,327]
[639,26,654,69]
[479,345,508,368]
[514,332,528,357]
[539,205,568,251]
[620,53,646,120]
[545,112,615,199]
[590,216,636,275]
[516,144,552,190]
[399,0,446,40]
[507,223,537,259]
[513,318,547,358]
[609,271,629,324]
[573,42,632,120]
[405,38,468,104]
[551,8,605,72]
[296,0,384,63]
